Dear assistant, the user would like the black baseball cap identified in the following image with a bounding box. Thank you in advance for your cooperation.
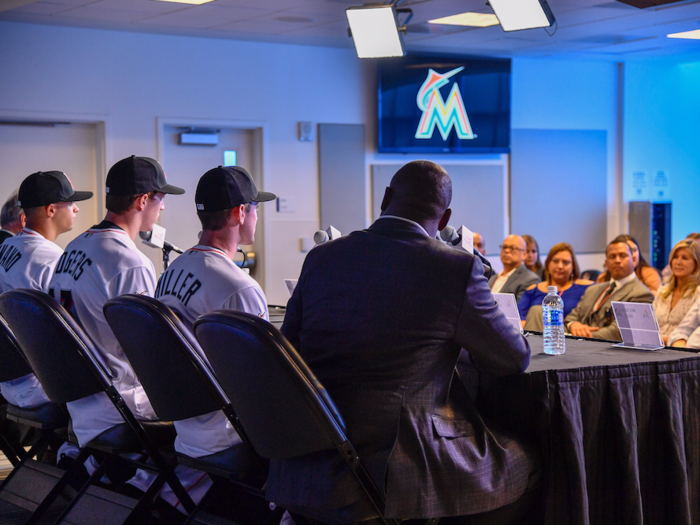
[195,166,276,212]
[105,156,184,196]
[18,171,93,208]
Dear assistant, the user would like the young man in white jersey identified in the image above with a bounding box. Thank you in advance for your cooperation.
[0,171,92,408]
[48,156,184,448]
[155,165,275,462]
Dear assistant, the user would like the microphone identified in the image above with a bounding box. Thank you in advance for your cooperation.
[313,225,341,246]
[139,224,184,254]
[440,225,460,246]
[313,230,329,245]
[440,225,493,279]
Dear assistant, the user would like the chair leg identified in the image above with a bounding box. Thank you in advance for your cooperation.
[0,430,53,491]
[23,448,91,525]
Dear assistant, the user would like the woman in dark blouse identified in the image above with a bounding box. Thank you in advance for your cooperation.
[518,242,593,328]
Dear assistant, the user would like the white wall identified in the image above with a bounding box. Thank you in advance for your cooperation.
[0,21,366,305]
[624,59,700,247]
[7,21,693,303]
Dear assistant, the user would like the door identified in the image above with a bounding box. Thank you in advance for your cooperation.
[159,125,265,285]
[0,121,101,250]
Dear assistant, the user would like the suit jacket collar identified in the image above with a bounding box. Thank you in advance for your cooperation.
[370,216,432,238]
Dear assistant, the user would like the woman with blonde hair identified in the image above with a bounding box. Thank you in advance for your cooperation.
[660,239,700,346]
[518,242,593,330]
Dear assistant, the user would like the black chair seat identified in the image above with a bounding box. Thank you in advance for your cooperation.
[5,402,68,430]
[68,420,176,454]
[177,443,267,485]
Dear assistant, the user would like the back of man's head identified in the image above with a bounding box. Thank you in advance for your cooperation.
[382,160,452,223]
[1,191,23,232]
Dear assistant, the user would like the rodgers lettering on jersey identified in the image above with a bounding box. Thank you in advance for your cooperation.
[54,249,93,281]
[155,268,202,307]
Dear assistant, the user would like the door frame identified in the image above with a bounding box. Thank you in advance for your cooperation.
[0,109,112,216]
[156,117,271,294]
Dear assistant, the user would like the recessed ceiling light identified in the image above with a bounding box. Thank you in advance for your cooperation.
[667,29,700,40]
[428,12,499,27]
[153,0,215,5]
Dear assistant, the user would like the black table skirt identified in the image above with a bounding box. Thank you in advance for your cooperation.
[478,335,700,525]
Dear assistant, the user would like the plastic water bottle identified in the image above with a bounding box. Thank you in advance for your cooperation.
[543,286,565,355]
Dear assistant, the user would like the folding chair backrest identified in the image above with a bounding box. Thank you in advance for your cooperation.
[0,314,33,383]
[194,310,347,460]
[0,289,107,403]
[103,295,221,421]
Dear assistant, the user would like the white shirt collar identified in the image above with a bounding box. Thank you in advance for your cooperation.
[611,271,637,288]
[375,215,430,238]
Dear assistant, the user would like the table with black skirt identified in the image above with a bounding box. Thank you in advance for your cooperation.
[477,334,700,525]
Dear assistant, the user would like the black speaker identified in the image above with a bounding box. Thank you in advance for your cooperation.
[652,203,672,271]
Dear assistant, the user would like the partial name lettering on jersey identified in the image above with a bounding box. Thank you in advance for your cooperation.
[155,267,202,307]
[0,243,21,272]
[54,249,93,281]
[156,245,269,325]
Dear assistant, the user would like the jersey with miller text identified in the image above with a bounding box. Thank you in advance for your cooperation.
[0,228,60,408]
[155,245,268,326]
[155,244,268,458]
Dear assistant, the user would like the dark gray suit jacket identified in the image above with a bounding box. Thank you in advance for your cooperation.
[270,218,533,519]
[564,277,654,341]
[488,264,541,303]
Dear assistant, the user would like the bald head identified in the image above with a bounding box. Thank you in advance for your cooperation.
[380,161,452,236]
[500,234,526,272]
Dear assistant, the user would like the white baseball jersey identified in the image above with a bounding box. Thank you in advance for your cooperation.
[0,228,58,408]
[48,221,157,446]
[155,244,269,458]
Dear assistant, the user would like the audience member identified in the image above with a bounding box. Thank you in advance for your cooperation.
[473,231,485,255]
[488,234,540,302]
[0,190,25,244]
[522,234,545,280]
[669,307,700,349]
[662,233,700,283]
[565,239,654,340]
[0,172,92,409]
[598,234,661,294]
[518,243,593,331]
[272,161,540,524]
[653,239,700,345]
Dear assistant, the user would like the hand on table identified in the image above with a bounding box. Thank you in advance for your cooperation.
[569,322,600,339]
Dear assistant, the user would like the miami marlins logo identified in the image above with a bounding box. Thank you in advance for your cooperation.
[415,67,474,141]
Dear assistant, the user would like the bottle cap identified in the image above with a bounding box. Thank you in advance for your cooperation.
[547,286,557,293]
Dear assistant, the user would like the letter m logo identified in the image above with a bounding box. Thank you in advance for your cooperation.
[415,67,474,141]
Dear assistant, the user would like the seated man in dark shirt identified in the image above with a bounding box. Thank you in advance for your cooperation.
[269,160,540,524]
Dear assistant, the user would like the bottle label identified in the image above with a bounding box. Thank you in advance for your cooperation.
[545,309,563,326]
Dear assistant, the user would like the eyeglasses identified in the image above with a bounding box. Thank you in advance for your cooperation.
[500,244,524,253]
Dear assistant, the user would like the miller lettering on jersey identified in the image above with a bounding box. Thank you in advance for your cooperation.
[0,244,22,272]
[155,268,202,307]
[54,249,93,281]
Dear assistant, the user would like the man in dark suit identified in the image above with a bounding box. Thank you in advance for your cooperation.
[488,234,540,302]
[565,239,654,341]
[0,191,25,244]
[271,161,539,523]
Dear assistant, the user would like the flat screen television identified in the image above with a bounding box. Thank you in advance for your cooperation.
[378,54,511,154]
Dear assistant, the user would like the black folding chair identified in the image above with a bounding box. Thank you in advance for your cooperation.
[0,313,89,525]
[193,311,400,525]
[103,294,270,524]
[0,289,195,524]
